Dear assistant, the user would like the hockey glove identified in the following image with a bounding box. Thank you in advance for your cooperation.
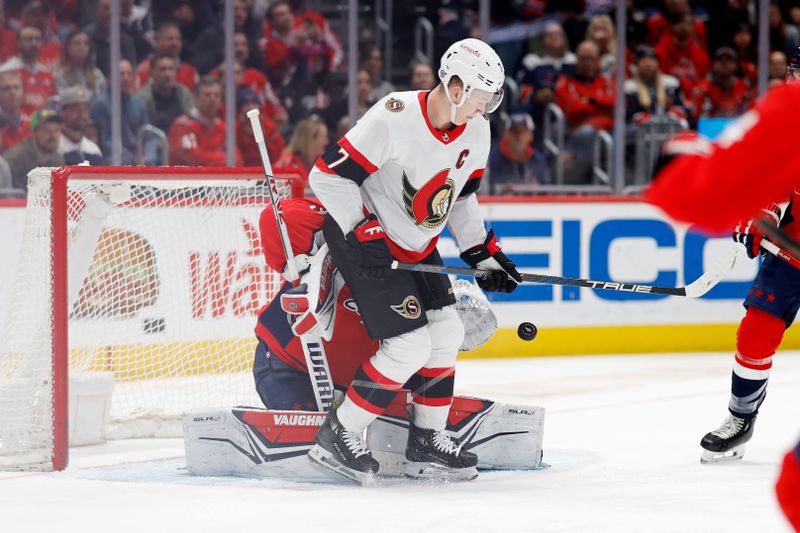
[733,203,782,259]
[460,229,522,293]
[345,215,393,280]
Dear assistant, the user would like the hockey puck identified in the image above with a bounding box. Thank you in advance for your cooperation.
[518,322,537,341]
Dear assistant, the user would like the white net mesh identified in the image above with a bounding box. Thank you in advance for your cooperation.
[0,167,299,470]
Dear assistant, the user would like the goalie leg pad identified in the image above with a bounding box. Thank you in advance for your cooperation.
[183,407,339,482]
[368,394,545,474]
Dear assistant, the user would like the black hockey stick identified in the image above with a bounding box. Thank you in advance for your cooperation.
[391,243,742,298]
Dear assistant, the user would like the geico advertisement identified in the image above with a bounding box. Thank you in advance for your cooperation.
[0,200,759,341]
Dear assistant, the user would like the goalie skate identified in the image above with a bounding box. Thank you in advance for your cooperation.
[307,408,379,486]
[700,415,756,464]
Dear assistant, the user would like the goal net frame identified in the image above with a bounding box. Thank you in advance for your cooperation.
[0,165,302,471]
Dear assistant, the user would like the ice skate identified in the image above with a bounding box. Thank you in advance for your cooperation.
[405,424,478,481]
[308,408,379,485]
[700,415,756,464]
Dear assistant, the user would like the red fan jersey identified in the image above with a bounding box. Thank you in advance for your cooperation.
[168,110,242,166]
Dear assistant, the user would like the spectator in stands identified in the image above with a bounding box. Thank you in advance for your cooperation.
[316,68,373,134]
[121,0,155,62]
[0,3,17,64]
[84,0,137,78]
[624,45,686,125]
[136,22,197,92]
[705,0,751,54]
[409,61,436,91]
[770,3,800,56]
[655,11,710,99]
[274,115,328,184]
[165,0,202,64]
[261,1,301,88]
[0,25,55,117]
[647,0,706,50]
[488,111,550,193]
[731,22,757,86]
[90,58,150,165]
[555,40,615,184]
[0,70,29,153]
[57,86,102,165]
[168,76,241,166]
[54,30,106,99]
[519,22,576,79]
[18,1,62,71]
[361,45,395,102]
[286,0,344,71]
[769,50,788,82]
[193,0,262,75]
[231,31,288,126]
[136,54,193,136]
[526,67,558,152]
[696,47,752,119]
[4,108,63,191]
[235,87,284,166]
[586,14,617,76]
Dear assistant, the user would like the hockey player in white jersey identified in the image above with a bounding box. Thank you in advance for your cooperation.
[307,38,521,484]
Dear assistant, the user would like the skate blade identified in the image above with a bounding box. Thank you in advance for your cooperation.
[307,445,378,486]
[700,445,745,464]
[405,461,478,482]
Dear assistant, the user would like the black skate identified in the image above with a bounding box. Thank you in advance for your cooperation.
[308,409,379,485]
[700,414,756,464]
[405,424,478,481]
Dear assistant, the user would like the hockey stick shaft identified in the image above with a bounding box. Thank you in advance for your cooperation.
[391,243,741,298]
[247,109,334,412]
[247,109,299,282]
[761,239,800,269]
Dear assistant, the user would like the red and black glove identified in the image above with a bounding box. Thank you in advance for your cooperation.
[345,215,393,280]
[733,203,782,259]
[460,229,522,293]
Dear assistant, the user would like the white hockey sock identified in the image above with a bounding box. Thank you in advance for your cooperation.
[336,396,378,433]
[412,402,451,431]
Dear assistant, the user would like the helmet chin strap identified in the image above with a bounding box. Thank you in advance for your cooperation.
[445,86,466,125]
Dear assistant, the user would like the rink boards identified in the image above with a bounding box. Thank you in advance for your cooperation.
[0,196,794,360]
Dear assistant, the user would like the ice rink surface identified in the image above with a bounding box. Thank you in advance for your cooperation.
[2,351,798,533]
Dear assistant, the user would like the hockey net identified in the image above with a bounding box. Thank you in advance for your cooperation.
[0,166,302,471]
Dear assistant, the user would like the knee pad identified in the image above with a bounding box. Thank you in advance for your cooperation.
[425,306,465,368]
[736,306,785,360]
[371,326,432,384]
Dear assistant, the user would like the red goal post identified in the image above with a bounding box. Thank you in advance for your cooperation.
[0,166,303,471]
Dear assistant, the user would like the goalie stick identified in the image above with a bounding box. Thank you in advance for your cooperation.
[392,243,742,298]
[247,109,334,412]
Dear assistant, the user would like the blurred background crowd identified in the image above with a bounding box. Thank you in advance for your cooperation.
[0,0,796,196]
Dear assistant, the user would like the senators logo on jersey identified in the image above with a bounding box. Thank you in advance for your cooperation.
[402,169,455,229]
[391,295,422,319]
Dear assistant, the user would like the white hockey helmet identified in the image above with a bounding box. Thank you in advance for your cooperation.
[438,38,505,120]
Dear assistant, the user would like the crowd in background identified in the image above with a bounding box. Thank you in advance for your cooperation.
[0,0,799,195]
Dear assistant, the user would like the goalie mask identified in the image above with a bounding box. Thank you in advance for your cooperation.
[452,279,498,351]
[438,38,505,123]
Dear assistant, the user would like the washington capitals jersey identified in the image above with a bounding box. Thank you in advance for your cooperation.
[312,90,489,261]
[647,83,800,232]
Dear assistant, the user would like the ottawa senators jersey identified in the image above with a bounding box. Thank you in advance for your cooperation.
[312,90,489,261]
